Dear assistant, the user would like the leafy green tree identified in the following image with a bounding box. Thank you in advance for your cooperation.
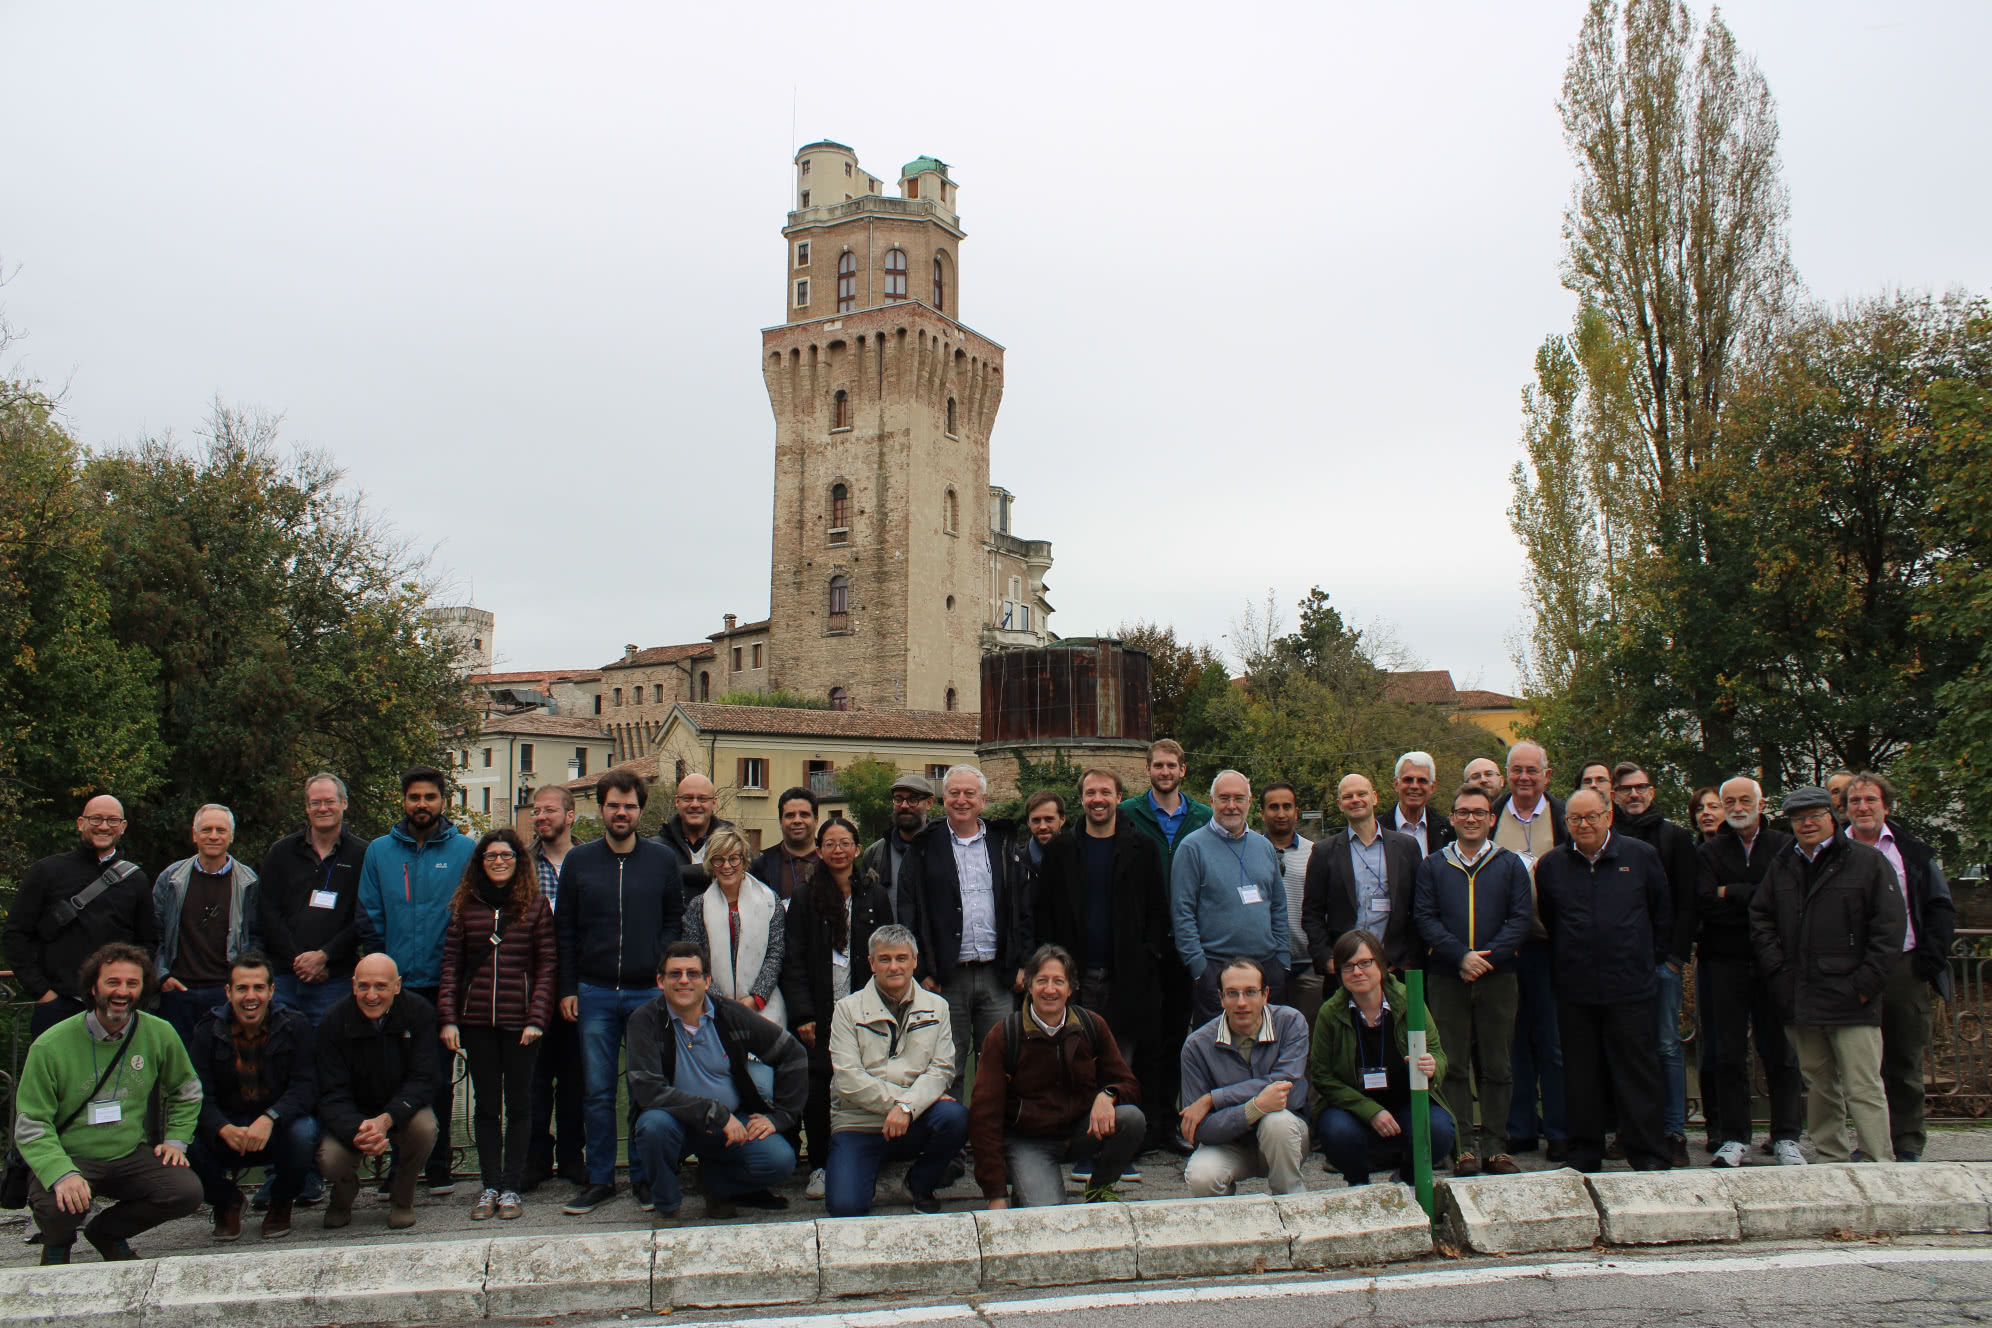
[988,750,1086,825]
[86,405,474,865]
[836,756,900,842]
[1113,620,1236,786]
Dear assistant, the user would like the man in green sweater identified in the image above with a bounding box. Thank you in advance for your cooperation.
[15,942,203,1264]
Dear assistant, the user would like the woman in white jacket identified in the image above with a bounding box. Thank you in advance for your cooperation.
[682,826,787,1028]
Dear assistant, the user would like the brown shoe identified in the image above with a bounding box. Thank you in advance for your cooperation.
[213,1202,244,1242]
[388,1205,417,1230]
[1605,1134,1626,1160]
[1484,1154,1522,1175]
[260,1200,294,1240]
[1453,1152,1482,1177]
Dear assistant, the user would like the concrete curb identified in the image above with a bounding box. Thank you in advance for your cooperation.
[1,1166,1985,1324]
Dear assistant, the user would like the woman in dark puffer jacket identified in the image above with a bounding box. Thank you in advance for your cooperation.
[439,826,556,1219]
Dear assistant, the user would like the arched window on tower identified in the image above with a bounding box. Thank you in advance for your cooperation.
[829,482,849,543]
[699,671,710,701]
[946,397,957,435]
[932,256,946,312]
[884,249,907,300]
[945,687,958,712]
[829,687,849,711]
[833,389,849,429]
[837,251,857,313]
[944,487,959,534]
[828,574,850,630]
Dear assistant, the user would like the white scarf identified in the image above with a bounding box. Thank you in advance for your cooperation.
[702,876,785,1028]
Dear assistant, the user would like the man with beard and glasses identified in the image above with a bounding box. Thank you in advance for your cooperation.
[15,943,203,1264]
[858,774,933,934]
[358,766,475,1197]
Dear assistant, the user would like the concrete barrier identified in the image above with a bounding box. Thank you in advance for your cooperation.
[816,1212,981,1298]
[1849,1163,1991,1234]
[0,1260,156,1328]
[1276,1185,1433,1268]
[1584,1171,1741,1245]
[1726,1163,1873,1240]
[144,1238,489,1328]
[974,1202,1138,1287]
[1129,1195,1292,1279]
[485,1230,652,1318]
[1437,1168,1598,1254]
[655,1220,818,1308]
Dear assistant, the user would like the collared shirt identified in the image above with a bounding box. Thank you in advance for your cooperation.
[1870,823,1915,951]
[1226,1008,1270,1055]
[952,820,998,962]
[1391,806,1431,857]
[1148,790,1188,846]
[1348,828,1391,935]
[1453,838,1492,867]
[671,997,739,1113]
[1027,1002,1062,1038]
[533,845,561,908]
[1495,797,1548,869]
[1269,834,1311,963]
[194,854,236,877]
[1796,838,1828,863]
[1579,831,1613,865]
[83,1011,125,1043]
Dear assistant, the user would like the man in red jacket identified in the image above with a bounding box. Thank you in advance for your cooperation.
[968,945,1142,1207]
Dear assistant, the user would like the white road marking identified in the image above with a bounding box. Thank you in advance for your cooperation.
[659,1246,1992,1328]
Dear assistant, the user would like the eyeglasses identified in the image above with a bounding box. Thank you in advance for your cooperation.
[1221,987,1264,1001]
[676,795,716,805]
[890,794,930,805]
[306,799,342,810]
[1509,765,1545,776]
[708,854,746,868]
[482,850,517,862]
[1341,957,1380,973]
[81,816,125,827]
[1450,808,1493,819]
[1616,782,1653,794]
[1567,812,1610,825]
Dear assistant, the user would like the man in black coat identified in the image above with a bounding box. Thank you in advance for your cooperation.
[1491,742,1570,1156]
[314,953,440,1230]
[1753,785,1906,1164]
[1696,777,1803,1167]
[1845,773,1955,1163]
[257,773,369,1028]
[1302,773,1423,973]
[3,795,157,1039]
[1534,789,1672,1173]
[1609,761,1698,1167]
[1033,770,1169,1091]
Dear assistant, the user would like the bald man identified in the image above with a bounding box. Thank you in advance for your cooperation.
[315,954,441,1230]
[1301,774,1422,974]
[1463,759,1504,801]
[657,773,735,894]
[5,795,159,1039]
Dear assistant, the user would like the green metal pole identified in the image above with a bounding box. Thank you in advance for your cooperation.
[1407,967,1434,1219]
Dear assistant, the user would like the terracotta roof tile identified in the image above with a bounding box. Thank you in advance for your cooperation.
[1454,688,1524,710]
[1381,670,1459,705]
[473,713,613,740]
[470,669,602,685]
[600,642,716,670]
[564,754,661,791]
[672,703,979,743]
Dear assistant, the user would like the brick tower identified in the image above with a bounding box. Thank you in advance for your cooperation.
[762,142,1028,713]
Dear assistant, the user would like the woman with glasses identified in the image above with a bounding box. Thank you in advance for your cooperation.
[781,817,890,1199]
[438,827,555,1220]
[1307,928,1456,1187]
[683,826,787,1026]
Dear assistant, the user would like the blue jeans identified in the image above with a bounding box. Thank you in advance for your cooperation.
[1655,962,1686,1138]
[1507,940,1567,1143]
[631,1110,796,1215]
[188,1114,321,1208]
[274,973,351,1027]
[1316,1101,1456,1186]
[579,983,658,1186]
[823,1098,969,1218]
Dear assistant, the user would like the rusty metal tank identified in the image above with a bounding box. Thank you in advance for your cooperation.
[978,639,1152,744]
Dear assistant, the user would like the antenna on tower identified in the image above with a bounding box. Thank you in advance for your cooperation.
[791,85,797,155]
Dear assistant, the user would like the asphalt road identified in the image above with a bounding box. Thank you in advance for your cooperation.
[552,1245,1992,1328]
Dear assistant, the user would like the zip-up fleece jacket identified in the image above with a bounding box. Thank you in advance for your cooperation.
[556,836,685,996]
[438,895,557,1032]
[357,819,474,990]
[153,856,261,981]
[257,827,369,975]
[967,1007,1139,1199]
[1177,1003,1311,1145]
[1412,842,1534,972]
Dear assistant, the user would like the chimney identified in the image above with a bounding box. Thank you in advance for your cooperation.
[624,643,638,661]
[724,614,738,632]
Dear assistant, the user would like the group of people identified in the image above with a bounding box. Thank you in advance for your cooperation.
[2,738,1954,1264]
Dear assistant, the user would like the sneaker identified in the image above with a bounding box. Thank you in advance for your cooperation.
[805,1168,826,1200]
[1896,1150,1921,1163]
[562,1182,617,1215]
[471,1189,500,1221]
[1484,1154,1522,1175]
[1070,1160,1094,1179]
[1453,1153,1482,1178]
[1773,1139,1807,1167]
[1668,1134,1691,1168]
[632,1180,654,1213]
[734,1188,789,1211]
[1082,1185,1124,1203]
[260,1200,294,1240]
[908,1191,940,1215]
[1711,1141,1747,1169]
[295,1175,324,1208]
[426,1178,457,1197]
[497,1191,523,1220]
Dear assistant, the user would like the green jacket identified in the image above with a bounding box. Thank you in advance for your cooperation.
[14,1011,202,1186]
[1307,975,1452,1125]
[1119,791,1213,884]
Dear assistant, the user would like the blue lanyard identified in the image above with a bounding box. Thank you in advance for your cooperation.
[1219,834,1255,892]
[1351,834,1387,892]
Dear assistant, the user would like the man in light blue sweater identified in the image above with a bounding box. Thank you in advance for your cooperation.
[1171,771,1289,1024]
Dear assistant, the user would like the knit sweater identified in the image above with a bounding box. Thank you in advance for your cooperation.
[14,1011,203,1186]
[1170,822,1289,978]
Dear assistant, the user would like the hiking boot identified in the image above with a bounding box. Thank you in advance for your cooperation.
[260,1200,294,1240]
[1453,1153,1482,1178]
[1667,1135,1691,1168]
[1484,1154,1522,1175]
[213,1202,244,1242]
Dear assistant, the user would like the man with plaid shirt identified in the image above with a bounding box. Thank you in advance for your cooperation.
[523,785,585,1190]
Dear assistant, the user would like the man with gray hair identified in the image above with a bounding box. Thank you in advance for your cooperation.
[1387,752,1454,859]
[1172,771,1289,1024]
[825,923,966,1216]
[917,765,1033,1098]
[259,774,368,1029]
[154,803,261,1046]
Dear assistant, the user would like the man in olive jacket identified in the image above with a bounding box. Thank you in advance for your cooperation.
[1750,785,1906,1164]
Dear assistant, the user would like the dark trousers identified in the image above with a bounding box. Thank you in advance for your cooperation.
[1698,954,1802,1146]
[1426,968,1520,1158]
[159,984,227,1049]
[1143,955,1194,1148]
[27,995,86,1041]
[1880,951,1933,1157]
[527,1015,584,1170]
[1559,997,1669,1171]
[802,1064,834,1170]
[29,1145,202,1247]
[1075,971,1139,1074]
[1317,1101,1457,1186]
[1507,940,1567,1143]
[406,985,456,1184]
[823,1099,969,1218]
[188,1114,321,1208]
[461,1025,539,1192]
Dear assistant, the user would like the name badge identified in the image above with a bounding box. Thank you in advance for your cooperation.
[88,1099,123,1126]
[1238,884,1264,906]
[309,889,339,910]
[1362,1070,1388,1091]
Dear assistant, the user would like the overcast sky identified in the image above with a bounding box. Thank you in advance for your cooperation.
[5,1,1987,694]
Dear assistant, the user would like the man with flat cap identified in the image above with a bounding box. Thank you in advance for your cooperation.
[858,774,932,934]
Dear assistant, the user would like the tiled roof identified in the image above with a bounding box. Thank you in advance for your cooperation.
[671,704,979,743]
[708,619,772,640]
[469,669,602,685]
[1381,670,1458,705]
[600,642,716,670]
[474,713,612,740]
[1455,688,1524,710]
[564,755,661,792]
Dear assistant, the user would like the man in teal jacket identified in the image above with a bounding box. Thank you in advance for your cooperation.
[1117,738,1212,1152]
[358,765,473,1195]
